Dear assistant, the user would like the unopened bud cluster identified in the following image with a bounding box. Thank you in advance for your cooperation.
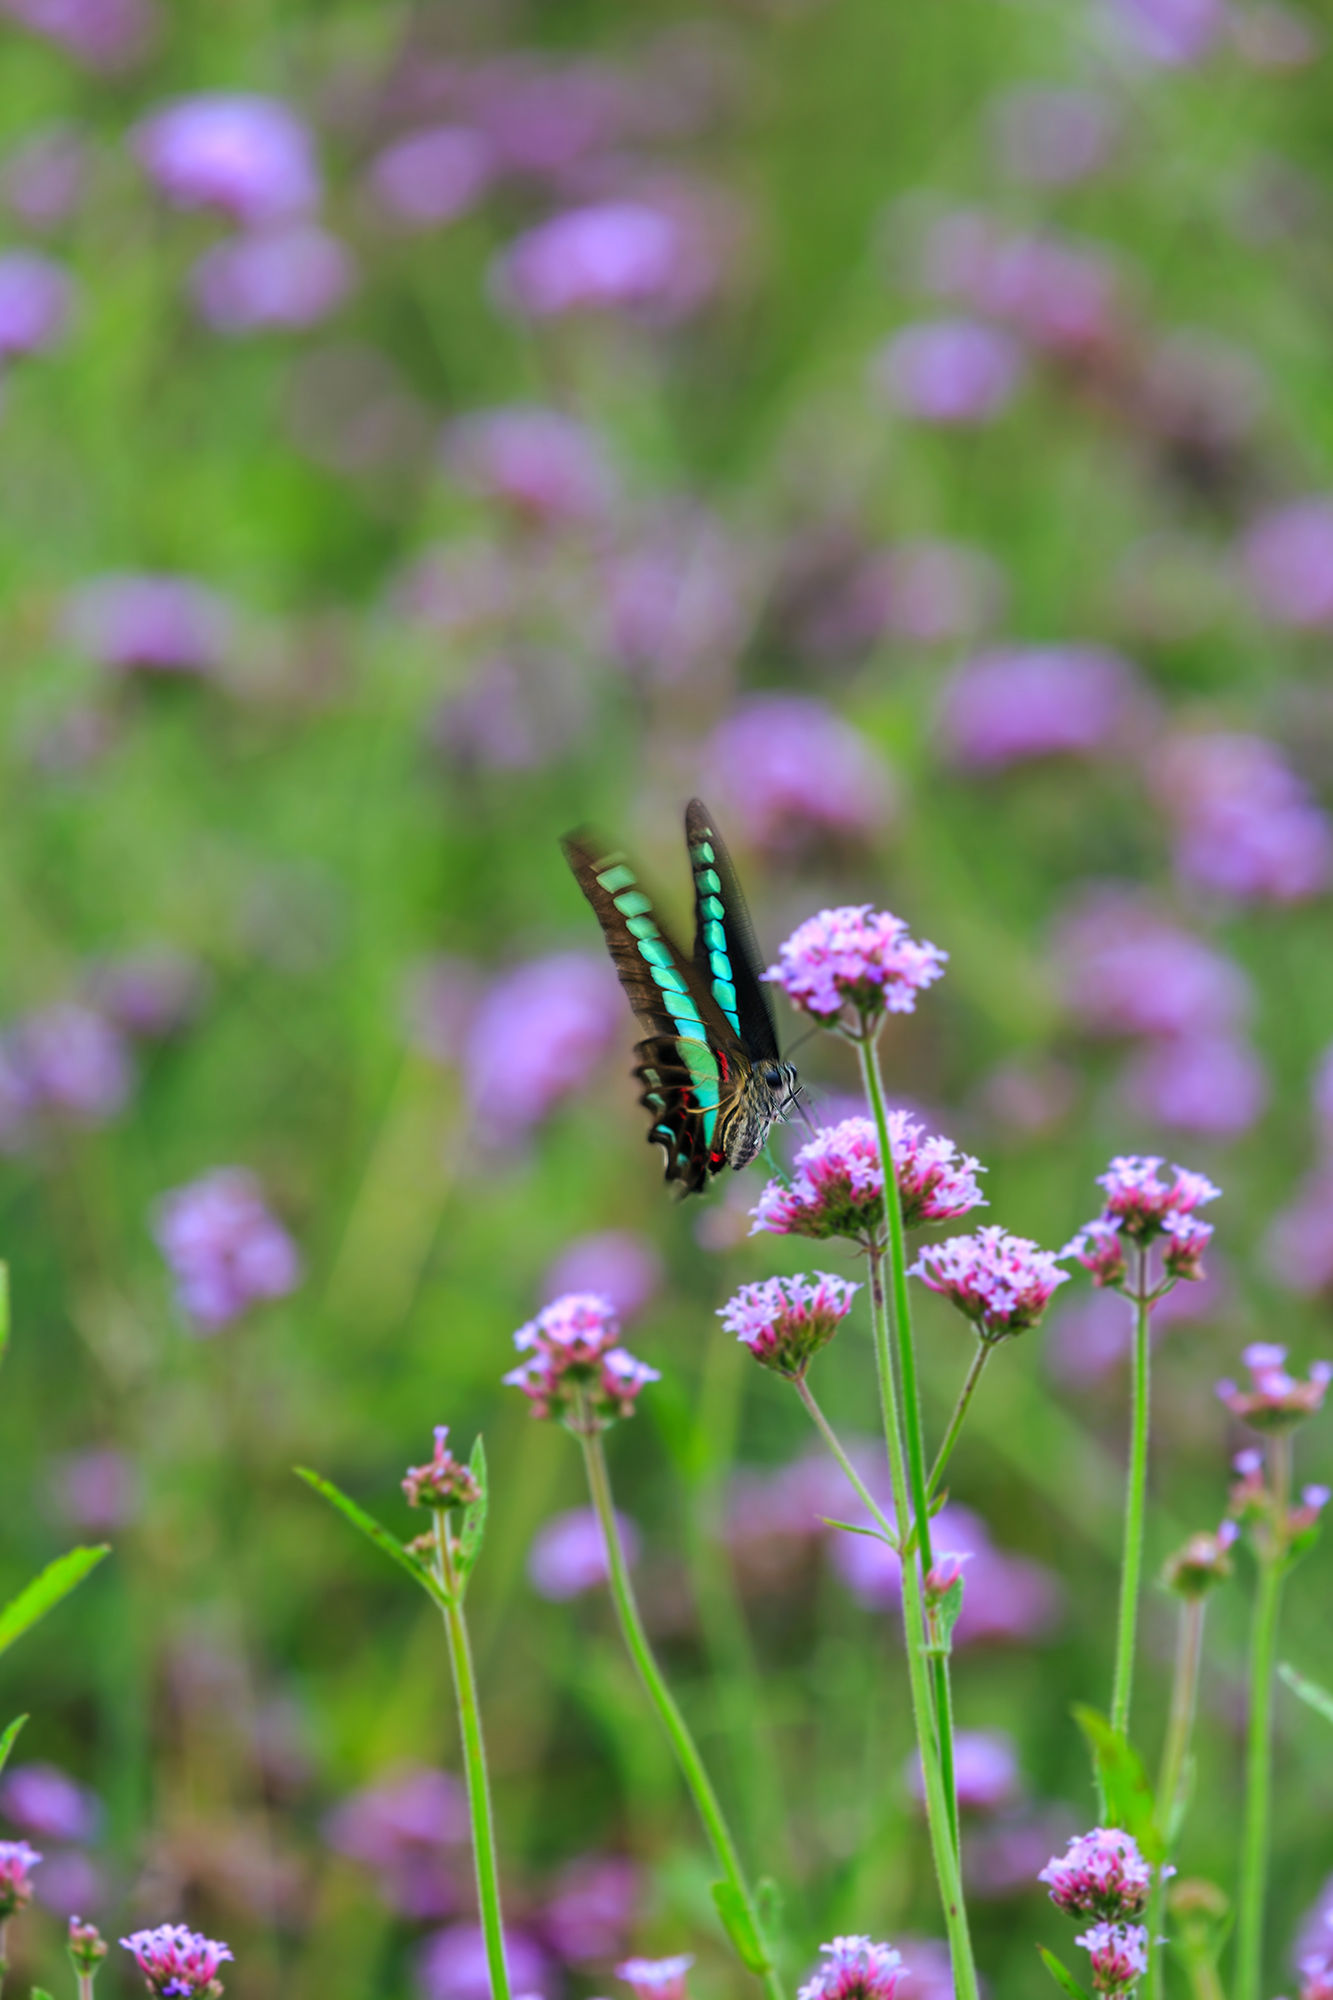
[1162,1523,1238,1597]
[1041,1829,1166,1998]
[402,1426,481,1510]
[68,1917,108,1975]
[1216,1344,1331,1433]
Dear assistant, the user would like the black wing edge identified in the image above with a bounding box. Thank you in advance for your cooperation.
[683,797,781,1062]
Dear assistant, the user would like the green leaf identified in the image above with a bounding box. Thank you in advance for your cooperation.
[456,1435,488,1591]
[755,1877,784,1962]
[0,1715,28,1779]
[820,1517,894,1545]
[0,1546,110,1658]
[32,1985,56,2000]
[1072,1705,1165,1862]
[934,1576,965,1652]
[1037,1946,1093,2000]
[295,1469,450,1609]
[710,1881,772,1974]
[1279,1661,1333,1727]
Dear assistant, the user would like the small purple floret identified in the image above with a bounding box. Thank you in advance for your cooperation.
[797,1935,906,2000]
[1075,1921,1150,1996]
[911,1227,1067,1343]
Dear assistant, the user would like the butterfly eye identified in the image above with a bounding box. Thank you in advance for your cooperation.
[763,1065,783,1088]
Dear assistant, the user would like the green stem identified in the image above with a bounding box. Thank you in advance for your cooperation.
[578,1426,784,2000]
[1110,1255,1152,1740]
[1148,1596,1206,2000]
[794,1375,899,1547]
[436,1519,511,2000]
[1235,1436,1291,2000]
[927,1341,993,1501]
[864,1245,978,2000]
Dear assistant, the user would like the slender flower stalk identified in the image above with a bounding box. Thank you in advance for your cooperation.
[1234,1433,1291,2000]
[1111,1250,1152,1739]
[1146,1597,1206,2000]
[793,1374,899,1547]
[577,1414,784,2000]
[927,1341,993,1499]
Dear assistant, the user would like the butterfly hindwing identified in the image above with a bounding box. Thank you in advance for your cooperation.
[684,797,781,1063]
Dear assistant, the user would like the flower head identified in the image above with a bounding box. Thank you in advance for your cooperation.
[504,1293,659,1429]
[616,1956,694,2000]
[752,1115,985,1242]
[69,1919,108,1975]
[1074,1922,1149,1996]
[797,1935,906,2000]
[1162,1523,1238,1596]
[765,907,947,1028]
[1095,1157,1221,1242]
[0,1840,41,1917]
[152,1168,301,1332]
[1216,1344,1331,1431]
[133,95,318,225]
[911,1227,1068,1342]
[1040,1828,1154,1920]
[120,1926,233,2000]
[720,1273,860,1379]
[1062,1219,1128,1289]
[402,1428,481,1511]
[924,1552,970,1605]
[1301,1950,1333,2000]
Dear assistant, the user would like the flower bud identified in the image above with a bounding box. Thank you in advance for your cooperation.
[1162,1523,1238,1597]
[401,1426,481,1510]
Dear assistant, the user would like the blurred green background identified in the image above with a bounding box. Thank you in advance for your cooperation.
[0,2,1330,1998]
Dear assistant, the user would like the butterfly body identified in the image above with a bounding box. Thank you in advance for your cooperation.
[562,800,799,1194]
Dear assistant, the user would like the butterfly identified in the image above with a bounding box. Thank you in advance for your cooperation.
[562,798,800,1194]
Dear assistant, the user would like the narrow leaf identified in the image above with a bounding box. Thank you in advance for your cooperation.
[755,1877,784,1962]
[1072,1705,1165,1862]
[32,1986,56,2000]
[0,1716,28,1779]
[710,1881,771,1974]
[1038,1947,1093,2000]
[295,1469,450,1609]
[820,1517,893,1545]
[456,1436,489,1588]
[934,1576,966,1651]
[1279,1661,1333,1727]
[0,1546,109,1658]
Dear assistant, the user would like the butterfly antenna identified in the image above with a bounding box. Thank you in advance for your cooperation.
[782,1020,824,1060]
[789,1081,817,1135]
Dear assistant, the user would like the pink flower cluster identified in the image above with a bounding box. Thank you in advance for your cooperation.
[719,1273,860,1379]
[1162,1522,1238,1596]
[120,1925,233,1999]
[401,1428,482,1511]
[616,1955,694,2000]
[751,1114,986,1241]
[504,1293,659,1428]
[1216,1344,1331,1432]
[0,1839,41,1916]
[702,697,895,852]
[797,1935,906,2000]
[152,1168,302,1332]
[1064,1158,1219,1290]
[1039,1828,1154,1919]
[938,646,1148,771]
[910,1227,1068,1342]
[765,907,947,1026]
[1075,1922,1149,1996]
[1151,732,1332,905]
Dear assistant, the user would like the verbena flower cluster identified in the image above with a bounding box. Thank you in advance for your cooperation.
[616,1955,694,2000]
[1064,1156,1220,1289]
[1039,1828,1154,1919]
[910,1226,1068,1342]
[0,1839,41,1917]
[1075,1921,1149,1996]
[765,906,947,1025]
[402,1427,481,1511]
[719,1273,860,1379]
[751,1114,985,1240]
[797,1935,907,2000]
[1216,1343,1332,1431]
[504,1293,659,1428]
[120,1924,233,1999]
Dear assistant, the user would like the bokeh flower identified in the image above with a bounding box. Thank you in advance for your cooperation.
[541,1232,663,1323]
[751,1114,985,1240]
[2,125,89,231]
[1052,891,1250,1041]
[133,94,319,224]
[617,1955,694,2000]
[417,1921,552,2000]
[719,1272,859,1378]
[323,1765,466,1921]
[938,647,1148,770]
[0,250,74,355]
[601,507,750,684]
[12,1005,131,1125]
[766,907,947,1026]
[402,1428,481,1511]
[1121,1032,1269,1138]
[1040,1828,1154,1919]
[0,1764,100,1845]
[120,1925,232,1999]
[906,1729,1020,1812]
[910,1227,1067,1342]
[1216,1343,1331,1431]
[152,1168,302,1332]
[63,573,234,676]
[797,1935,906,2000]
[0,1840,41,1917]
[463,953,621,1144]
[367,125,495,230]
[1106,0,1224,64]
[527,1506,639,1600]
[1151,733,1333,904]
[832,1497,1061,1643]
[701,697,895,850]
[191,226,355,334]
[1075,1922,1149,1995]
[48,1448,142,1533]
[1241,497,1333,628]
[541,1853,637,1962]
[442,406,617,526]
[990,86,1119,185]
[496,198,717,322]
[505,1293,659,1427]
[873,319,1024,425]
[2,0,154,71]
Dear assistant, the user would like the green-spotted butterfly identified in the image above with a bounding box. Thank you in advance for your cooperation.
[562,798,801,1194]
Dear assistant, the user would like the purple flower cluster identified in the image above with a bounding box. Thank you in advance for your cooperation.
[766,907,947,1026]
[1151,732,1332,904]
[541,1231,662,1323]
[0,1763,100,1845]
[910,1227,1068,1343]
[1040,1828,1154,1919]
[751,1114,985,1240]
[0,249,74,355]
[402,1428,482,1511]
[701,697,895,850]
[152,1168,302,1332]
[1075,1922,1149,1996]
[3,0,154,72]
[120,1926,232,1999]
[0,1003,132,1149]
[496,196,719,323]
[464,952,621,1144]
[917,208,1121,359]
[1065,1156,1219,1289]
[938,646,1149,771]
[1242,497,1333,628]
[63,573,234,677]
[367,125,496,231]
[1216,1344,1331,1432]
[719,1272,860,1379]
[906,1728,1020,1813]
[442,406,617,527]
[617,1955,694,2000]
[505,1293,658,1428]
[417,1921,550,2000]
[797,1935,906,2000]
[0,1840,41,1917]
[527,1506,639,1601]
[873,317,1024,425]
[323,1765,467,1921]
[601,507,749,685]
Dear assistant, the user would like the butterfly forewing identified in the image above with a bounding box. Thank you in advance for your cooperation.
[684,798,781,1062]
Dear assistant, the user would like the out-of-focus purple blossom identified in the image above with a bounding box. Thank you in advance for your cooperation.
[152,1168,301,1333]
[1123,1032,1268,1136]
[324,1766,465,1920]
[701,697,895,851]
[63,573,234,677]
[541,1232,663,1323]
[831,1499,1061,1643]
[1151,732,1333,904]
[938,646,1149,770]
[1041,1828,1154,1919]
[0,1045,32,1154]
[991,87,1119,186]
[1140,334,1268,451]
[1162,1522,1238,1596]
[1052,890,1250,1040]
[191,226,355,335]
[797,1938,905,2000]
[618,1955,694,2000]
[873,318,1024,425]
[87,949,207,1039]
[133,95,319,225]
[1,0,153,70]
[393,541,514,638]
[1,125,88,231]
[367,125,495,230]
[1297,1896,1333,1986]
[417,1921,552,2000]
[1216,1343,1331,1431]
[402,1427,481,1511]
[888,1940,953,2000]
[14,1005,131,1124]
[918,212,1121,357]
[540,1854,637,1962]
[911,1228,1068,1343]
[752,1114,985,1240]
[720,1272,859,1378]
[966,1807,1081,1900]
[1105,0,1225,63]
[977,1059,1077,1135]
[906,1729,1020,1813]
[0,251,74,355]
[403,956,483,1066]
[1076,1923,1149,1995]
[788,538,1005,661]
[0,1764,100,1845]
[465,57,632,179]
[431,652,587,773]
[443,407,617,527]
[120,1925,232,1999]
[1241,498,1333,629]
[1302,1950,1333,2000]
[34,1851,103,1919]
[464,953,620,1143]
[48,1447,142,1533]
[495,198,718,323]
[766,906,946,1025]
[1231,3,1323,68]
[527,1505,639,1600]
[0,1840,41,1917]
[601,508,749,682]
[1264,1165,1333,1294]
